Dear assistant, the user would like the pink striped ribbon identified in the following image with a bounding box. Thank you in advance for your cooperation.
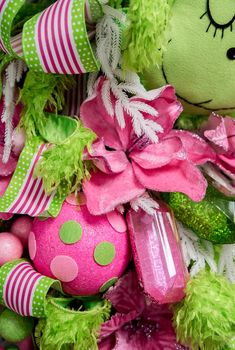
[35,0,84,74]
[64,74,88,117]
[7,144,55,216]
[0,0,10,53]
[3,261,43,316]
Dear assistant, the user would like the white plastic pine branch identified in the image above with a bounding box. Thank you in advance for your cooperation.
[177,221,217,276]
[95,5,164,143]
[1,60,26,163]
[218,244,235,283]
[130,193,159,215]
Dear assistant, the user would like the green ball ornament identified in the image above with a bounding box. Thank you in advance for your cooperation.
[143,0,235,115]
[0,309,34,343]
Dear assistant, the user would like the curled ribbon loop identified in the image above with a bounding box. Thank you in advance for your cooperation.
[0,137,66,217]
[0,0,25,57]
[0,0,102,74]
[0,259,61,317]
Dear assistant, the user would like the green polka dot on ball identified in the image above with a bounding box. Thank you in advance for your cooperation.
[0,309,34,342]
[99,277,118,293]
[94,242,116,266]
[59,220,83,244]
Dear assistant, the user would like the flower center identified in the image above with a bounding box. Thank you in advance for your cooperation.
[123,317,159,339]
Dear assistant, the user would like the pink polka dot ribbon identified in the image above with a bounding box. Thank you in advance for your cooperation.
[0,259,61,317]
[0,0,103,74]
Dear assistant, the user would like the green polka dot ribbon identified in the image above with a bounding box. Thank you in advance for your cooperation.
[0,0,103,73]
[0,259,61,318]
[0,0,25,57]
[0,137,66,217]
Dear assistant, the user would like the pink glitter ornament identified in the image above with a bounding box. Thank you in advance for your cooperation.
[29,201,131,296]
[11,216,33,248]
[0,232,23,266]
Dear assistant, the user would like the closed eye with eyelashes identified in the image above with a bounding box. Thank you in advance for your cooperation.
[200,0,235,38]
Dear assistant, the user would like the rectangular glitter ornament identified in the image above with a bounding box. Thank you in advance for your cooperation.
[127,202,188,304]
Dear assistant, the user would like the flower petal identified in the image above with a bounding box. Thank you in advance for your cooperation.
[130,85,183,140]
[132,159,207,202]
[83,164,145,215]
[204,115,229,152]
[105,270,145,314]
[0,147,17,176]
[100,311,138,339]
[215,154,235,179]
[85,140,128,174]
[81,77,123,150]
[170,130,216,165]
[129,137,182,169]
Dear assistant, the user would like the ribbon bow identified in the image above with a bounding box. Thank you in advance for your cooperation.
[0,0,102,74]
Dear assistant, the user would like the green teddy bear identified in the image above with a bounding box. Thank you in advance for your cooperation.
[124,0,235,116]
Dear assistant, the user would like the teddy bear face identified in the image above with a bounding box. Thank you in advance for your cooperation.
[143,0,235,115]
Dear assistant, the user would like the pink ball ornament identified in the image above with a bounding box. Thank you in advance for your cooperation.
[0,233,23,266]
[11,216,33,248]
[12,128,26,157]
[29,202,131,296]
[0,177,13,221]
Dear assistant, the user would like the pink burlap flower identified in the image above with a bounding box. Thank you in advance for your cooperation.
[202,113,235,180]
[99,270,187,350]
[81,77,215,215]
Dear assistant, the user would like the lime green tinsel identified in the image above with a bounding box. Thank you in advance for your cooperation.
[35,298,111,350]
[19,70,75,137]
[173,270,235,350]
[123,0,174,72]
[34,118,96,196]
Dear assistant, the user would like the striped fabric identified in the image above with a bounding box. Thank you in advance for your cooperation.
[3,261,43,316]
[0,0,25,56]
[35,0,85,74]
[23,0,101,74]
[0,0,102,73]
[64,74,88,117]
[10,33,23,56]
[6,144,56,216]
[0,0,10,53]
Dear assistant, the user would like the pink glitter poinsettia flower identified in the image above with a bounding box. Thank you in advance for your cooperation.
[202,113,235,180]
[99,270,187,350]
[81,77,215,215]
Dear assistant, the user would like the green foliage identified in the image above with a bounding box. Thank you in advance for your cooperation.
[34,119,96,196]
[35,298,111,350]
[173,270,235,350]
[19,70,75,137]
[122,0,174,72]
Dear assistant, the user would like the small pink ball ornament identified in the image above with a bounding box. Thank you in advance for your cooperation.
[29,201,131,296]
[0,233,23,266]
[11,216,33,248]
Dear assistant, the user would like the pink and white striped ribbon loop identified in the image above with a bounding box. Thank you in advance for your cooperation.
[0,260,60,317]
[22,0,102,75]
[0,0,25,56]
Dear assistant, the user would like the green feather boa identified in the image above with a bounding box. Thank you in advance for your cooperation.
[19,70,75,137]
[123,0,174,72]
[173,270,235,350]
[35,297,111,350]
